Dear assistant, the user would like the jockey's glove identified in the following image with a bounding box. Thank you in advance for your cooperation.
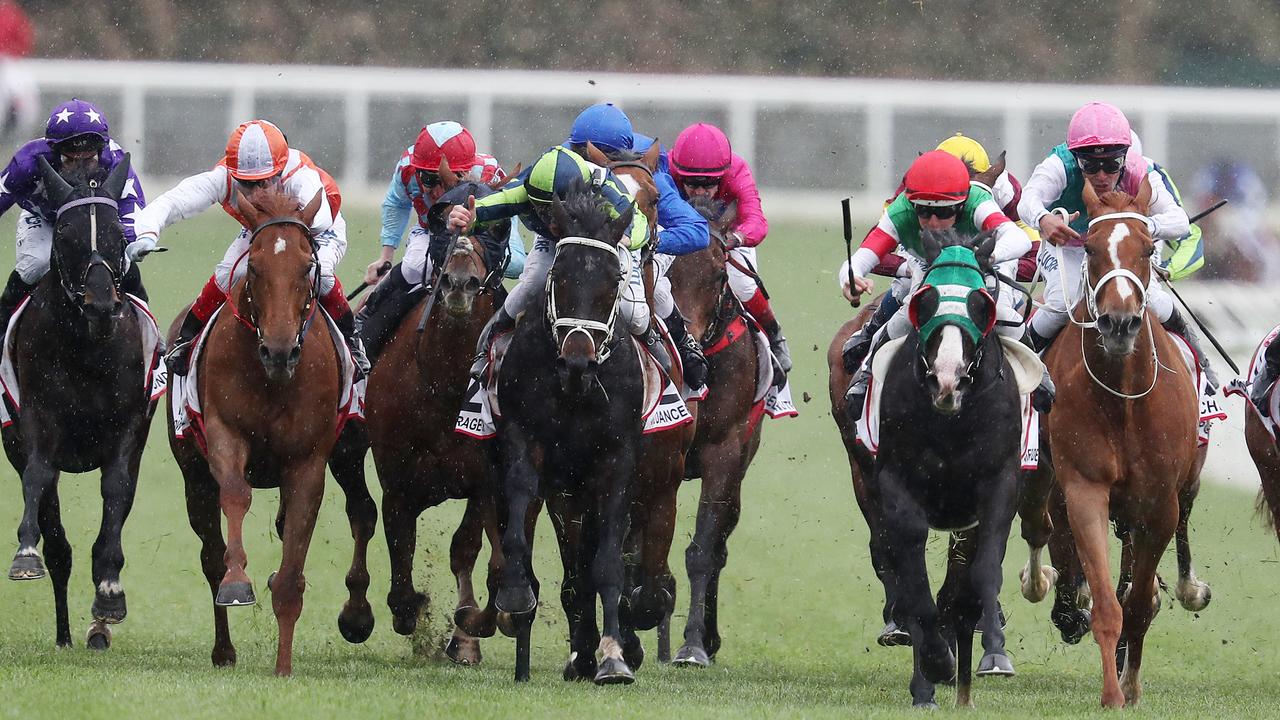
[126,236,157,264]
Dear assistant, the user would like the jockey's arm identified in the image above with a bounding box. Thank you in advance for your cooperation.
[1148,164,1202,280]
[724,156,768,247]
[1017,154,1069,232]
[379,168,414,251]
[130,166,228,243]
[599,175,650,251]
[652,171,708,255]
[504,222,527,279]
[1144,170,1190,243]
[116,162,147,244]
[973,201,1032,265]
[471,172,532,231]
[0,151,33,219]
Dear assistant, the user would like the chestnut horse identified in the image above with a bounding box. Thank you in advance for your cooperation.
[665,197,764,668]
[1026,178,1203,707]
[168,187,362,676]
[366,161,519,666]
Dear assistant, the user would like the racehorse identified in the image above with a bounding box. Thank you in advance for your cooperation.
[862,229,1024,708]
[365,159,519,666]
[665,196,764,667]
[490,178,648,685]
[1023,178,1204,707]
[167,186,367,676]
[2,155,156,649]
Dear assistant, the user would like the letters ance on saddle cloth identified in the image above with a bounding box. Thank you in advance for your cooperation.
[1,294,167,427]
[170,304,364,451]
[1227,323,1280,437]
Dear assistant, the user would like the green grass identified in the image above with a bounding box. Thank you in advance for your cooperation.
[0,209,1278,718]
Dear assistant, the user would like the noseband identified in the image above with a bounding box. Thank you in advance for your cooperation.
[227,217,321,348]
[546,236,625,363]
[52,191,123,307]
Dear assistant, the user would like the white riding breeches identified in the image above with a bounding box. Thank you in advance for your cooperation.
[214,213,347,297]
[503,234,649,336]
[14,209,52,284]
[1029,243,1173,340]
[727,245,759,302]
[400,226,433,286]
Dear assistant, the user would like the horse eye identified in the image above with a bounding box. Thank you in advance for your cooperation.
[1084,247,1095,256]
[1144,246,1156,257]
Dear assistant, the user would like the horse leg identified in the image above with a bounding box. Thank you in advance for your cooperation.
[330,424,377,644]
[630,464,679,634]
[89,454,139,626]
[205,428,255,607]
[1173,473,1211,611]
[1046,483,1091,644]
[496,429,541,682]
[974,470,1019,679]
[1060,477,1125,708]
[592,451,637,686]
[38,485,72,647]
[270,458,327,677]
[182,458,236,666]
[446,496,488,666]
[10,454,57,580]
[1119,504,1179,707]
[1017,462,1058,603]
[937,544,980,708]
[381,485,427,636]
[676,446,742,667]
[548,494,598,682]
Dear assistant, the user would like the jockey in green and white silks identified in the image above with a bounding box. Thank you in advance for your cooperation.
[1018,101,1218,391]
[842,150,1044,420]
[447,146,692,384]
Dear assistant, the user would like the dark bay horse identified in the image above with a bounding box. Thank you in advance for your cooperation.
[665,197,763,668]
[167,187,361,676]
[1025,178,1202,707]
[3,155,154,649]
[491,179,646,685]
[366,165,519,666]
[864,230,1024,709]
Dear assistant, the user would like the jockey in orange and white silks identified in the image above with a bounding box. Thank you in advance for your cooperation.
[131,119,362,376]
[667,122,792,375]
[1018,101,1218,391]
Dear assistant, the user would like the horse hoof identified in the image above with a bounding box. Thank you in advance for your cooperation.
[267,571,277,591]
[921,644,956,685]
[495,585,536,615]
[8,552,46,581]
[446,635,482,666]
[391,612,417,636]
[1054,608,1091,645]
[85,622,112,651]
[877,621,912,647]
[212,647,237,667]
[1019,564,1057,603]
[627,586,672,631]
[563,651,596,681]
[593,656,635,685]
[92,592,127,624]
[496,612,517,639]
[672,643,711,668]
[913,701,940,711]
[215,581,256,607]
[1177,580,1212,612]
[623,634,645,671]
[977,652,1015,677]
[338,604,375,644]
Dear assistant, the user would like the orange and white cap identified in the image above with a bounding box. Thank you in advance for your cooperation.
[224,120,289,181]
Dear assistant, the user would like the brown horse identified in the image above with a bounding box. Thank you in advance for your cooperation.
[168,187,357,676]
[366,160,519,666]
[1027,178,1202,707]
[665,198,764,667]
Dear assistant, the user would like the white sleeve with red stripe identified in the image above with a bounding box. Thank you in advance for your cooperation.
[131,166,229,241]
[849,215,901,279]
[972,199,1032,264]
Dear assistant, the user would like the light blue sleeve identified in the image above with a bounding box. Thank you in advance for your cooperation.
[380,172,414,249]
[504,221,527,279]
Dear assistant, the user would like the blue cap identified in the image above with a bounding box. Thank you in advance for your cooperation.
[568,103,633,152]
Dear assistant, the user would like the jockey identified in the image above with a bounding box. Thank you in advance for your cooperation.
[564,102,710,386]
[445,145,698,387]
[840,133,1042,373]
[0,98,148,335]
[842,150,1040,420]
[130,119,364,377]
[355,121,526,363]
[666,121,794,382]
[1018,101,1219,391]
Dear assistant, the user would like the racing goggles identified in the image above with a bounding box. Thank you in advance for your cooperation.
[416,170,442,189]
[683,176,722,189]
[1075,154,1125,175]
[913,202,962,220]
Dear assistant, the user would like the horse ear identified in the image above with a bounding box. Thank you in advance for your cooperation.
[438,156,459,190]
[908,285,939,329]
[300,189,324,227]
[549,194,571,236]
[968,289,997,336]
[101,153,131,200]
[37,155,73,208]
[973,151,1005,188]
[492,163,520,190]
[1081,174,1102,216]
[641,139,661,172]
[921,229,943,264]
[1134,174,1153,214]
[974,230,997,271]
[584,141,611,166]
[609,201,636,244]
[232,185,262,229]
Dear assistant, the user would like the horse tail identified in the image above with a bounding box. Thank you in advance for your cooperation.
[1256,488,1277,534]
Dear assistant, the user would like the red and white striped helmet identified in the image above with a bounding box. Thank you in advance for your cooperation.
[411,121,478,172]
[224,120,289,181]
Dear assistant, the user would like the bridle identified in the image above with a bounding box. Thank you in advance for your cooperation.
[225,216,321,349]
[546,236,626,363]
[51,187,123,308]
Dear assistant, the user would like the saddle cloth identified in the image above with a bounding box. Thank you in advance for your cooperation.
[1226,323,1278,437]
[171,304,363,454]
[855,336,1041,470]
[1165,332,1227,446]
[1,294,167,427]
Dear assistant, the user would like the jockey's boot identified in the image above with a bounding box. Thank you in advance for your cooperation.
[0,270,34,339]
[744,287,791,386]
[1021,332,1057,414]
[166,308,205,378]
[469,307,515,381]
[843,328,893,424]
[331,306,371,381]
[1027,324,1056,355]
[1250,343,1280,416]
[1162,308,1220,395]
[663,308,708,389]
[120,263,148,302]
[643,323,677,383]
[842,291,901,373]
[353,264,417,366]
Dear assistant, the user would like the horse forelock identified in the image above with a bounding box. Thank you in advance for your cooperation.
[555,183,614,240]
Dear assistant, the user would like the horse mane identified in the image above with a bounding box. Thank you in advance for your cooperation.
[921,227,988,250]
[1097,189,1139,212]
[244,186,305,219]
[553,178,614,239]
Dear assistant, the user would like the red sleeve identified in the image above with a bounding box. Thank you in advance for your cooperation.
[873,255,906,277]
[1004,173,1024,222]
[979,210,1012,232]
[1016,241,1041,282]
[861,227,898,258]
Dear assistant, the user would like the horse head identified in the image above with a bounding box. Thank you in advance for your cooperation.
[1081,175,1155,356]
[38,153,131,338]
[426,165,508,318]
[909,228,999,415]
[678,195,737,340]
[235,186,323,383]
[970,151,1007,192]
[546,177,634,396]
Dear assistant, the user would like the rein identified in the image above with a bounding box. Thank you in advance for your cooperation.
[546,236,625,363]
[223,217,321,347]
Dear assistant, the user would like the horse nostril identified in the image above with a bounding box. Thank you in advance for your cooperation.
[258,345,271,364]
[466,277,481,292]
[1124,316,1142,336]
[440,272,454,290]
[1097,314,1114,335]
[288,345,302,365]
